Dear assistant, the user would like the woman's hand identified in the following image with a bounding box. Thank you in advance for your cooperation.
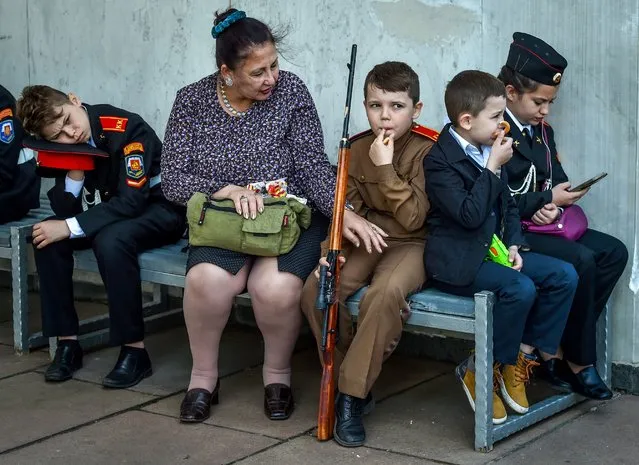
[531,203,561,225]
[551,182,588,207]
[508,245,523,271]
[342,210,388,253]
[212,185,264,219]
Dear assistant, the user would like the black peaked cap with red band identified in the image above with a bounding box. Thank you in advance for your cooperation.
[506,32,568,86]
[23,136,109,178]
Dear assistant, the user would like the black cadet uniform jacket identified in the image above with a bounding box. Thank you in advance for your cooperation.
[424,124,526,286]
[502,112,568,219]
[48,104,170,238]
[0,85,40,223]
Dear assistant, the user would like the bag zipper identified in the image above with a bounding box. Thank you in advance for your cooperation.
[198,200,288,226]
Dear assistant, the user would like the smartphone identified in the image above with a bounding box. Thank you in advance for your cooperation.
[568,172,608,192]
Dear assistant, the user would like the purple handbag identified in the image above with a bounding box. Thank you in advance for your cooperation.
[521,205,588,241]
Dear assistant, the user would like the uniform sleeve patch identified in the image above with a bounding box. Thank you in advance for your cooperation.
[123,142,144,155]
[99,116,128,132]
[0,120,15,144]
[126,176,148,188]
[125,154,145,179]
[0,108,13,120]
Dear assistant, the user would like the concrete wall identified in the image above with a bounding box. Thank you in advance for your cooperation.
[2,0,638,367]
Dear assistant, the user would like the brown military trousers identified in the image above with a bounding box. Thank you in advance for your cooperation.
[300,241,425,399]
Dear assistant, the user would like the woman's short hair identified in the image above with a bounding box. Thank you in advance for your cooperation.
[213,8,285,70]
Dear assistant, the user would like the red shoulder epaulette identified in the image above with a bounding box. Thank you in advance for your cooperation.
[411,124,439,141]
[349,129,374,143]
[542,119,551,127]
[99,116,128,133]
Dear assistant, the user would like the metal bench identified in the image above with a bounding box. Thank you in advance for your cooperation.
[8,206,187,353]
[7,221,609,451]
[2,201,57,353]
[345,286,611,451]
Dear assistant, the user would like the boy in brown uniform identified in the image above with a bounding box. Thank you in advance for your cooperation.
[301,61,437,447]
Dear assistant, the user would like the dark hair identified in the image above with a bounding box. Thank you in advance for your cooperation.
[16,85,69,137]
[445,70,506,126]
[213,8,285,70]
[497,65,540,93]
[363,61,420,104]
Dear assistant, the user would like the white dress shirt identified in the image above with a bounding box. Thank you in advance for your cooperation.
[448,126,492,169]
[63,136,97,238]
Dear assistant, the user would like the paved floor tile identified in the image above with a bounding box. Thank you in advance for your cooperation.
[493,394,632,465]
[37,325,266,396]
[0,372,155,453]
[234,435,438,464]
[0,410,278,465]
[363,373,593,465]
[0,344,49,379]
[144,350,450,441]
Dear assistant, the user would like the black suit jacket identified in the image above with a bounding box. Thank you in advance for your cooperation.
[423,124,526,286]
[0,85,40,223]
[48,103,168,237]
[502,112,569,219]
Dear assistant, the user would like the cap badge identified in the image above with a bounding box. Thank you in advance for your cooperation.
[553,72,562,84]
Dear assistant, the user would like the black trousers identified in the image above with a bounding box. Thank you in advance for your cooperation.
[525,228,628,365]
[34,202,185,346]
[433,252,577,365]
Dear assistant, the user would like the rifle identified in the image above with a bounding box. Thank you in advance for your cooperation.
[315,43,357,441]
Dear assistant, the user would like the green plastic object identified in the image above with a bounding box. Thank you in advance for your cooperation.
[485,234,512,267]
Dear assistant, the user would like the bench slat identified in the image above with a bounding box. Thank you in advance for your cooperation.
[346,286,475,318]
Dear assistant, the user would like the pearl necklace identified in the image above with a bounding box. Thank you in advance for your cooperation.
[219,81,252,117]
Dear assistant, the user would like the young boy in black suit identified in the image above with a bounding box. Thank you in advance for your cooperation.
[423,70,577,424]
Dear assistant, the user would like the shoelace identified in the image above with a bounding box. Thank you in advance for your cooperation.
[492,363,503,392]
[514,354,540,384]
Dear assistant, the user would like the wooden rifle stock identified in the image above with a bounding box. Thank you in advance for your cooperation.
[315,44,357,441]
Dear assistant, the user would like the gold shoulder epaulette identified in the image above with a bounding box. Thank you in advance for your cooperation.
[411,124,439,142]
[349,129,374,143]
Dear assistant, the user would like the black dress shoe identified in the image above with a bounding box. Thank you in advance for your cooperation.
[180,380,220,423]
[537,358,573,392]
[102,346,152,389]
[334,392,366,447]
[45,340,83,382]
[569,366,613,400]
[264,383,294,420]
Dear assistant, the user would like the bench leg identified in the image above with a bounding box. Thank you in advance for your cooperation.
[474,291,495,452]
[11,226,30,355]
[596,301,612,385]
[143,283,170,314]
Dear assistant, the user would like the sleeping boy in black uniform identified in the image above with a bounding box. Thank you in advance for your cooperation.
[17,85,185,388]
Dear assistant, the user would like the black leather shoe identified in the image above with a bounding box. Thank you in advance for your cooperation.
[180,380,220,423]
[102,346,152,389]
[264,383,294,420]
[334,392,366,447]
[537,358,573,392]
[568,366,613,400]
[45,340,83,382]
